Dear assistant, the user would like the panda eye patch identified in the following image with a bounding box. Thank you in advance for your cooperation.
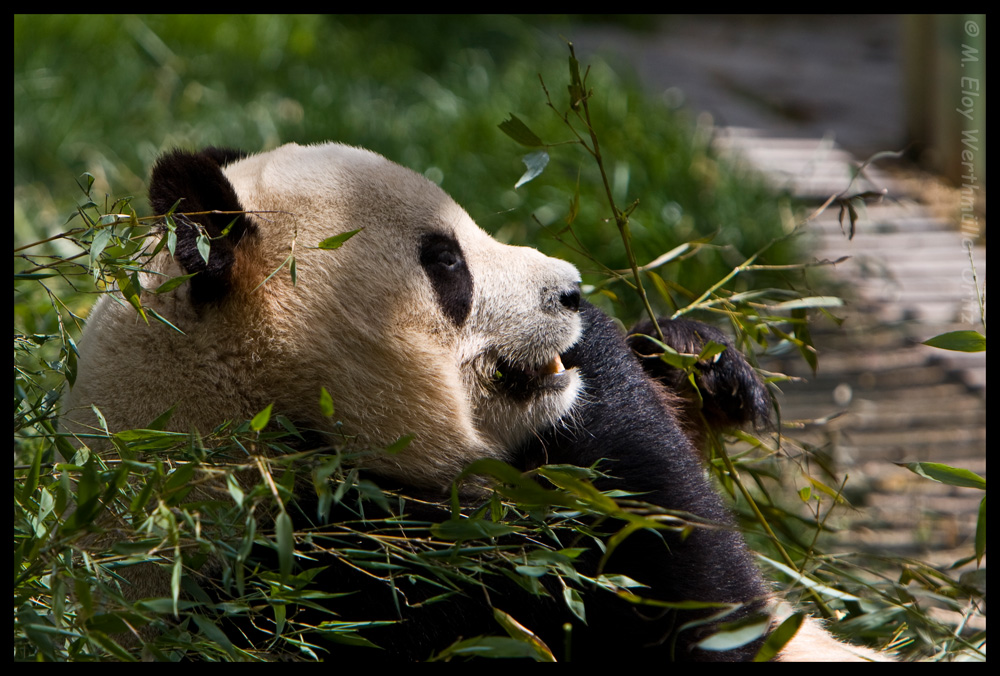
[419,232,473,326]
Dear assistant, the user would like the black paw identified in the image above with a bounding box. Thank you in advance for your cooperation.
[628,318,771,431]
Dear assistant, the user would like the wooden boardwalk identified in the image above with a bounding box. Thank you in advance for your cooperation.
[714,128,986,562]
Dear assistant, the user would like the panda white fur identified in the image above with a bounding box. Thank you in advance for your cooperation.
[62,142,886,661]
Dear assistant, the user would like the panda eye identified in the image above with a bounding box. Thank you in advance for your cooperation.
[420,234,464,272]
[434,248,460,269]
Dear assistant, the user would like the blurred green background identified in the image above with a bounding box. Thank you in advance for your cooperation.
[14,14,791,325]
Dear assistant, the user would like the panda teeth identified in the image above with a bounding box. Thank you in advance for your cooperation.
[523,354,565,379]
[493,353,569,397]
[541,354,566,376]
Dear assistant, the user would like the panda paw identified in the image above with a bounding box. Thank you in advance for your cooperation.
[628,318,771,431]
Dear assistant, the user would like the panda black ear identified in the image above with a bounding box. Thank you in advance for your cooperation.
[149,147,253,305]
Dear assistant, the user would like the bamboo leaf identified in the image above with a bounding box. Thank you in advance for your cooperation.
[975,496,985,565]
[384,434,414,454]
[196,232,211,264]
[753,612,804,662]
[319,386,335,417]
[514,151,550,189]
[251,403,273,431]
[276,509,294,581]
[922,330,986,353]
[492,609,556,662]
[697,614,771,652]
[498,114,545,147]
[318,227,363,250]
[772,296,844,310]
[757,555,861,601]
[898,461,985,490]
[152,273,197,294]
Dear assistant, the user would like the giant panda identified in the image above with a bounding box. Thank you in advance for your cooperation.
[62,142,885,661]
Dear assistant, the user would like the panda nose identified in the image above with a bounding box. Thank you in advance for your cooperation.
[541,283,580,314]
[559,286,581,312]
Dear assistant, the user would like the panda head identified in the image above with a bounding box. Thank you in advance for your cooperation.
[66,143,583,489]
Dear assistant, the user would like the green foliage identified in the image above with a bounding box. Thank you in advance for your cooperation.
[911,265,986,568]
[922,329,986,353]
[14,18,984,662]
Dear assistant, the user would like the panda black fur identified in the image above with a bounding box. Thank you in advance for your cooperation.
[62,143,885,661]
[515,302,771,660]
